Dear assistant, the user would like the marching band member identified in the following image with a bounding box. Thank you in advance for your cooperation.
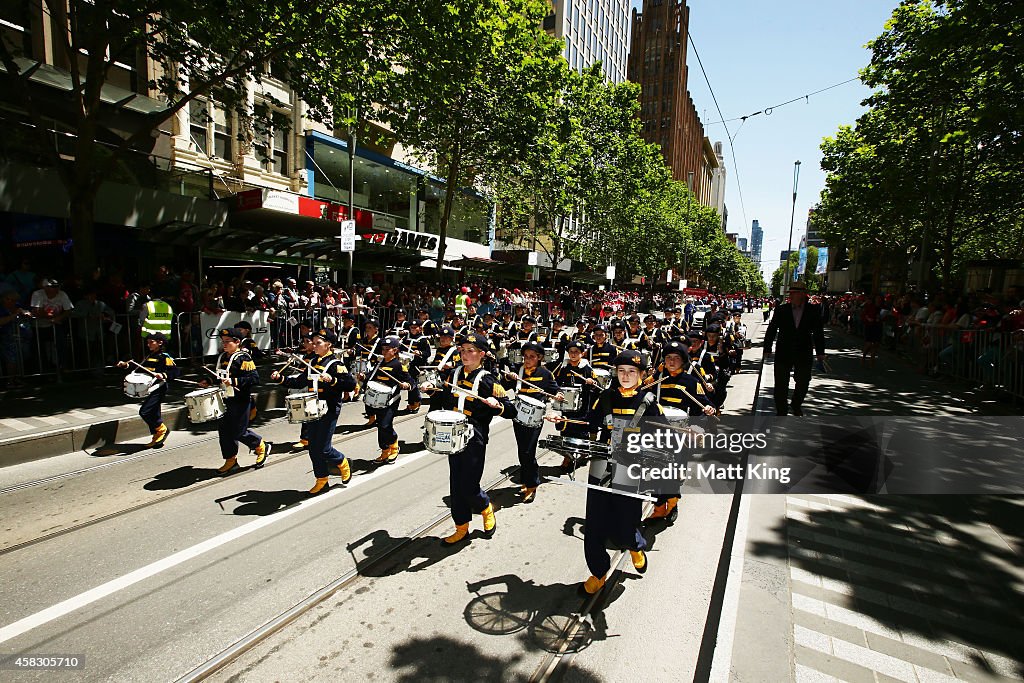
[423,332,514,546]
[729,312,747,373]
[201,327,271,475]
[572,318,590,344]
[552,340,598,469]
[235,321,266,422]
[289,333,317,450]
[360,318,383,425]
[502,341,562,503]
[704,324,732,406]
[687,329,718,404]
[358,335,412,464]
[644,340,716,521]
[403,318,431,411]
[271,329,356,494]
[587,324,616,370]
[117,331,179,448]
[576,349,661,596]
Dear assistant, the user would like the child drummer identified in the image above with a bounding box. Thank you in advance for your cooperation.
[357,335,412,464]
[501,341,562,503]
[551,339,599,469]
[199,327,271,475]
[117,331,179,448]
[422,332,514,546]
[271,328,356,495]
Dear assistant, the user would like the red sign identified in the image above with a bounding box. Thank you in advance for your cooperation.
[684,288,709,296]
[232,189,374,229]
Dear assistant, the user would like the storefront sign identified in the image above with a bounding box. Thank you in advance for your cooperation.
[684,287,709,296]
[360,228,439,251]
[199,311,271,356]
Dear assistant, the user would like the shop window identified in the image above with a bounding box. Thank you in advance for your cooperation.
[190,97,234,161]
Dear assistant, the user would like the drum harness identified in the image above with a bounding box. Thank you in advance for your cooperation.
[215,350,248,398]
[367,357,400,405]
[451,366,488,415]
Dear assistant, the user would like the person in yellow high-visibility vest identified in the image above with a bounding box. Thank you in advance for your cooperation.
[141,298,174,340]
[455,287,471,318]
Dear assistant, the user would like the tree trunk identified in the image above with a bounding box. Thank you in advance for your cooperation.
[436,140,462,280]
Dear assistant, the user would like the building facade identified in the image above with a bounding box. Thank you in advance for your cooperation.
[626,0,720,208]
[751,219,764,265]
[545,0,631,83]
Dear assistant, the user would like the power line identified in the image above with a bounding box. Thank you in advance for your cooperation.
[704,77,861,127]
[687,32,748,242]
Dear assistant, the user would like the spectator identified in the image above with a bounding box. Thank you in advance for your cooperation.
[0,290,31,387]
[30,278,74,373]
[5,258,36,306]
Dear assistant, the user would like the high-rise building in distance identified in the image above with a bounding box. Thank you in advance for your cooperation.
[544,0,631,83]
[751,219,764,264]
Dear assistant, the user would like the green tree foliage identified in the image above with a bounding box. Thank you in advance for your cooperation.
[0,0,401,273]
[381,0,565,275]
[815,0,1024,288]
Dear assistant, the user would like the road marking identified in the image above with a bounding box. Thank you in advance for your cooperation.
[65,410,102,422]
[35,416,67,426]
[0,418,34,432]
[0,448,434,645]
[708,493,752,683]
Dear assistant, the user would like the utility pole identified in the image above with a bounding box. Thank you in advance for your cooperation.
[682,171,694,289]
[783,160,801,293]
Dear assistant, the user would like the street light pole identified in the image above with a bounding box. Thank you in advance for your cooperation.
[783,160,801,293]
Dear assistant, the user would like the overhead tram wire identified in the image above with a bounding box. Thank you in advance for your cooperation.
[687,32,749,242]
[704,76,861,128]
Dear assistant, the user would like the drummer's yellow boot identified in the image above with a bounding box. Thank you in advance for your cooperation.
[407,402,421,411]
[579,575,605,596]
[481,504,497,538]
[630,550,648,575]
[217,457,239,475]
[330,458,352,484]
[374,447,390,463]
[386,441,399,464]
[309,477,329,495]
[148,423,169,448]
[521,486,537,504]
[253,441,271,469]
[441,523,469,546]
[291,438,309,450]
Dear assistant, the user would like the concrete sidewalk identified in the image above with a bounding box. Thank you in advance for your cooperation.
[722,328,1024,682]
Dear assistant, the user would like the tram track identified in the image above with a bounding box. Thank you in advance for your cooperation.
[0,409,431,556]
[175,418,527,683]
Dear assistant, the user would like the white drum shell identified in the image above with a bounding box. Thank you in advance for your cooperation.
[286,392,326,424]
[661,406,689,425]
[363,380,394,409]
[123,372,156,399]
[553,385,583,413]
[184,388,226,423]
[514,394,547,428]
[507,348,523,365]
[592,369,612,390]
[423,410,475,454]
[543,347,558,364]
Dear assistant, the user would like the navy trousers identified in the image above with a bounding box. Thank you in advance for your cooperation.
[139,386,167,433]
[512,422,542,488]
[584,485,646,578]
[369,401,399,449]
[306,402,346,477]
[218,397,262,458]
[448,440,490,526]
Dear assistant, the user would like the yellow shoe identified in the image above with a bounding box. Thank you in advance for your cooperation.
[579,575,605,596]
[441,523,469,546]
[375,448,390,463]
[217,457,239,475]
[291,439,309,450]
[365,414,376,426]
[253,441,271,469]
[481,504,496,538]
[407,402,421,411]
[630,550,648,574]
[309,477,330,495]
[330,458,352,484]
[249,406,258,422]
[521,487,537,504]
[386,441,399,464]
[148,423,169,448]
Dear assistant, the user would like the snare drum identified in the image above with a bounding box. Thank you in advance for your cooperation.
[592,368,612,390]
[552,385,583,413]
[399,351,415,370]
[507,347,523,365]
[286,391,327,424]
[543,347,558,364]
[184,388,226,423]
[352,358,369,379]
[514,394,547,428]
[539,436,610,459]
[661,406,689,425]
[123,372,157,399]
[495,341,508,360]
[419,365,440,389]
[363,380,395,409]
[423,410,475,454]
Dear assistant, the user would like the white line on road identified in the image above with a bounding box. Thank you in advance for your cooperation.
[708,493,752,683]
[0,448,435,646]
[93,407,125,416]
[34,416,67,426]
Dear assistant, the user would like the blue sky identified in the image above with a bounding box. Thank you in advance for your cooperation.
[629,0,900,279]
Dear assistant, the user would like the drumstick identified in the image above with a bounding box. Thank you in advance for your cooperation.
[439,379,490,403]
[173,378,203,386]
[127,360,160,378]
[500,371,560,400]
[687,360,716,396]
[567,369,598,385]
[378,368,411,387]
[678,386,720,422]
[550,416,590,426]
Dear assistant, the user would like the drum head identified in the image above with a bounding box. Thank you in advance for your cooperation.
[518,394,545,408]
[428,410,466,424]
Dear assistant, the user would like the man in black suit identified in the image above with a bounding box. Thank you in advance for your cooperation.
[763,281,825,416]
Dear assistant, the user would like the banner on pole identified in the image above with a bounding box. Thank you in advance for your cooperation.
[200,311,271,356]
[815,247,828,274]
[796,247,808,281]
[339,220,356,252]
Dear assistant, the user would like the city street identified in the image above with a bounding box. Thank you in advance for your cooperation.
[1,314,1019,681]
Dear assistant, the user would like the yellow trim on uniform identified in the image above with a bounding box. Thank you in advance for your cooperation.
[612,408,637,415]
[241,360,256,372]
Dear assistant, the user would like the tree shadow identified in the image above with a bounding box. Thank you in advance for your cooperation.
[217,488,308,516]
[749,494,1024,677]
[386,634,604,683]
[143,465,220,491]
